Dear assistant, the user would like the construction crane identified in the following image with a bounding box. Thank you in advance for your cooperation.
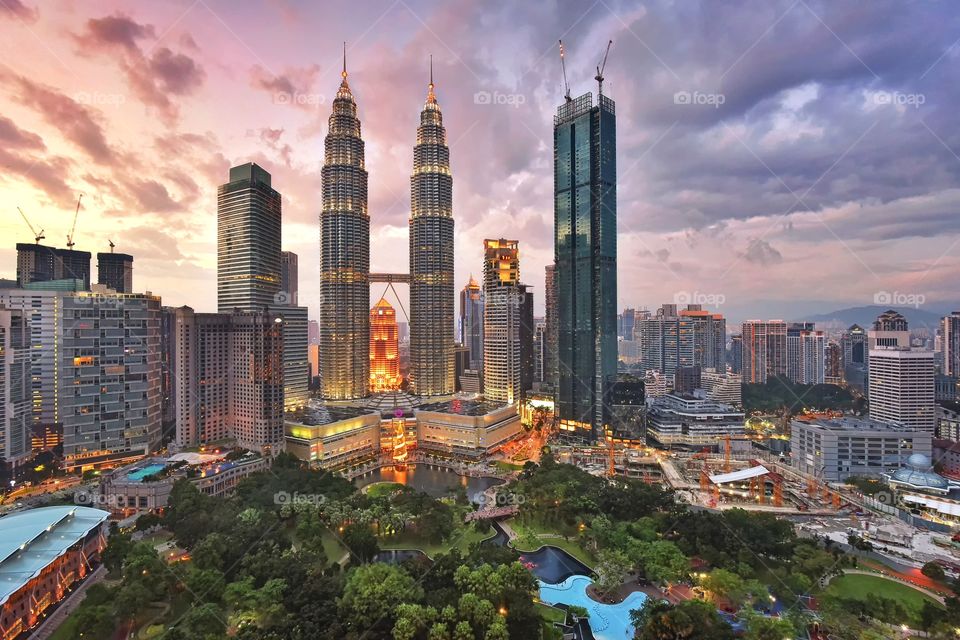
[595,39,612,96]
[108,239,115,253]
[16,207,44,244]
[558,40,571,102]
[66,194,82,250]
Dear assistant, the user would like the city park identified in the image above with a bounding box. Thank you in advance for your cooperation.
[44,439,957,640]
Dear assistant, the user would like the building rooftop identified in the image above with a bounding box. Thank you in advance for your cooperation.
[794,416,921,433]
[286,403,379,426]
[416,398,511,416]
[0,506,109,606]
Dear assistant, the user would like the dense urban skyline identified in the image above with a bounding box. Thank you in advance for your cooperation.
[2,1,960,321]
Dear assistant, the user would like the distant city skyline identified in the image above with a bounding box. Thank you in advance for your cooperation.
[2,2,959,321]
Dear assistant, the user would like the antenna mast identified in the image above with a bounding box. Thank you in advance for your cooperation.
[558,40,571,102]
[595,39,612,96]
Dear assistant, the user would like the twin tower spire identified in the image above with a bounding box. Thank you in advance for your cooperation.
[319,46,455,400]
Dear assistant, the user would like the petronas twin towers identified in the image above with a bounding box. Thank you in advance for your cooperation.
[319,54,454,400]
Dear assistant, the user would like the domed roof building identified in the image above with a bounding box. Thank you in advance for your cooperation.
[885,453,956,495]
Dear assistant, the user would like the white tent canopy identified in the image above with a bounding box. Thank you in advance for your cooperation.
[709,465,769,485]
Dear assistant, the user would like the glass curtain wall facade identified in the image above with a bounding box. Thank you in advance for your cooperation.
[554,93,617,441]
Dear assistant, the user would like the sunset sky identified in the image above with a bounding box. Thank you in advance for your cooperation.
[1,0,959,321]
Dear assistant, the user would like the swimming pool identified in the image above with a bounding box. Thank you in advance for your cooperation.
[126,464,166,482]
[539,575,647,640]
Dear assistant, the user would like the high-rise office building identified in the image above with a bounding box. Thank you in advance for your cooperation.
[941,312,960,377]
[533,321,546,384]
[174,307,284,453]
[269,304,309,409]
[842,324,867,367]
[730,335,743,374]
[369,299,401,393]
[825,340,842,384]
[740,320,787,384]
[518,283,535,396]
[217,163,282,312]
[483,239,521,404]
[319,56,369,400]
[0,308,31,474]
[61,287,162,469]
[96,251,133,294]
[160,306,176,435]
[459,276,484,371]
[409,64,455,397]
[637,304,726,377]
[280,251,298,305]
[17,243,91,290]
[554,90,617,440]
[544,264,558,390]
[308,319,320,345]
[868,310,935,432]
[621,308,637,341]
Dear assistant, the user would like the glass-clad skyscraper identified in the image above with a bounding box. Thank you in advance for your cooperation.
[553,92,617,441]
[319,58,370,400]
[217,163,281,312]
[409,65,455,396]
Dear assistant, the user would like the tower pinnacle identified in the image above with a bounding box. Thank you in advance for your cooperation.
[426,54,436,104]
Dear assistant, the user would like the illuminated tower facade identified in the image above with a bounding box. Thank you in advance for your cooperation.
[370,299,401,392]
[409,61,455,397]
[319,52,369,400]
[483,239,520,404]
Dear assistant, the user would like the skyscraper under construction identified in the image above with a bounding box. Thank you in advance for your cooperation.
[319,53,370,400]
[409,60,455,396]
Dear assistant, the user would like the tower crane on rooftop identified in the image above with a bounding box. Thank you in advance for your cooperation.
[66,194,82,250]
[558,40,571,102]
[595,39,612,96]
[108,239,115,253]
[16,207,44,244]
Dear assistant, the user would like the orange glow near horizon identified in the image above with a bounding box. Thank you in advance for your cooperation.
[369,298,401,392]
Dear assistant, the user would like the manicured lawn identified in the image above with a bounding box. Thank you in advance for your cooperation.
[509,518,595,567]
[494,461,524,472]
[537,602,567,624]
[364,482,405,498]
[379,523,494,558]
[48,614,82,640]
[824,573,943,625]
[321,530,350,564]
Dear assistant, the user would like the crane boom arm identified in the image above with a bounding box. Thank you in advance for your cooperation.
[559,39,571,102]
[17,207,44,243]
[67,193,82,248]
